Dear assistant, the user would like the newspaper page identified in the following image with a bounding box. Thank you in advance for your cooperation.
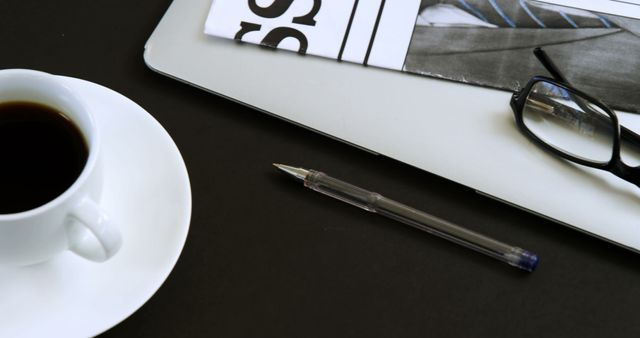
[536,0,640,19]
[205,1,640,112]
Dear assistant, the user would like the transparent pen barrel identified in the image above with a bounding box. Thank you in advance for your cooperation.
[305,171,538,271]
[374,198,533,269]
[305,171,382,211]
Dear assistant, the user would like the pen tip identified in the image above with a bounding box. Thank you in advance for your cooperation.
[272,163,309,181]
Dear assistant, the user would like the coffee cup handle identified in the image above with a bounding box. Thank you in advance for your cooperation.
[67,197,123,262]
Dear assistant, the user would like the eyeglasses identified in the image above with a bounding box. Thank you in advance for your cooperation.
[510,48,640,187]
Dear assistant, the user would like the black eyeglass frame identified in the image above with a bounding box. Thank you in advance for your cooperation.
[510,48,640,187]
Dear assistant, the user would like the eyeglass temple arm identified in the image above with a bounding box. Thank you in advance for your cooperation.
[533,47,569,84]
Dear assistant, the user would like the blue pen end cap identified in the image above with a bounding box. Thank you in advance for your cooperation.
[519,251,539,272]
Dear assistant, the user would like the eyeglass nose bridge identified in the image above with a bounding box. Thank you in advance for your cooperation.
[609,161,640,187]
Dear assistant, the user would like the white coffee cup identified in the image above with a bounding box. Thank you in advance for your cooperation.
[0,69,122,265]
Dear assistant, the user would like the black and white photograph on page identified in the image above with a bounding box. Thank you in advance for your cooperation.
[404,0,640,112]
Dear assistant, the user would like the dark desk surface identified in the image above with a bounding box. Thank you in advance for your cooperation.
[2,1,640,337]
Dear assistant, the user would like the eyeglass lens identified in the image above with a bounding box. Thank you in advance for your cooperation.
[522,81,615,164]
[620,132,640,167]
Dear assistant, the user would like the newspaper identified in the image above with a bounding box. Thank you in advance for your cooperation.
[537,0,640,19]
[205,1,640,112]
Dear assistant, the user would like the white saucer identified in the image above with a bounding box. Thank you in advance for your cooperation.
[0,76,192,337]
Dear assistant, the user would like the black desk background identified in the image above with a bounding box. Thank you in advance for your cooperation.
[1,1,639,337]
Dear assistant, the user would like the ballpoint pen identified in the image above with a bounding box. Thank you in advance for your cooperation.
[274,164,539,272]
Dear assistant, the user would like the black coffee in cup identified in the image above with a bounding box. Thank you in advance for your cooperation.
[0,102,88,214]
